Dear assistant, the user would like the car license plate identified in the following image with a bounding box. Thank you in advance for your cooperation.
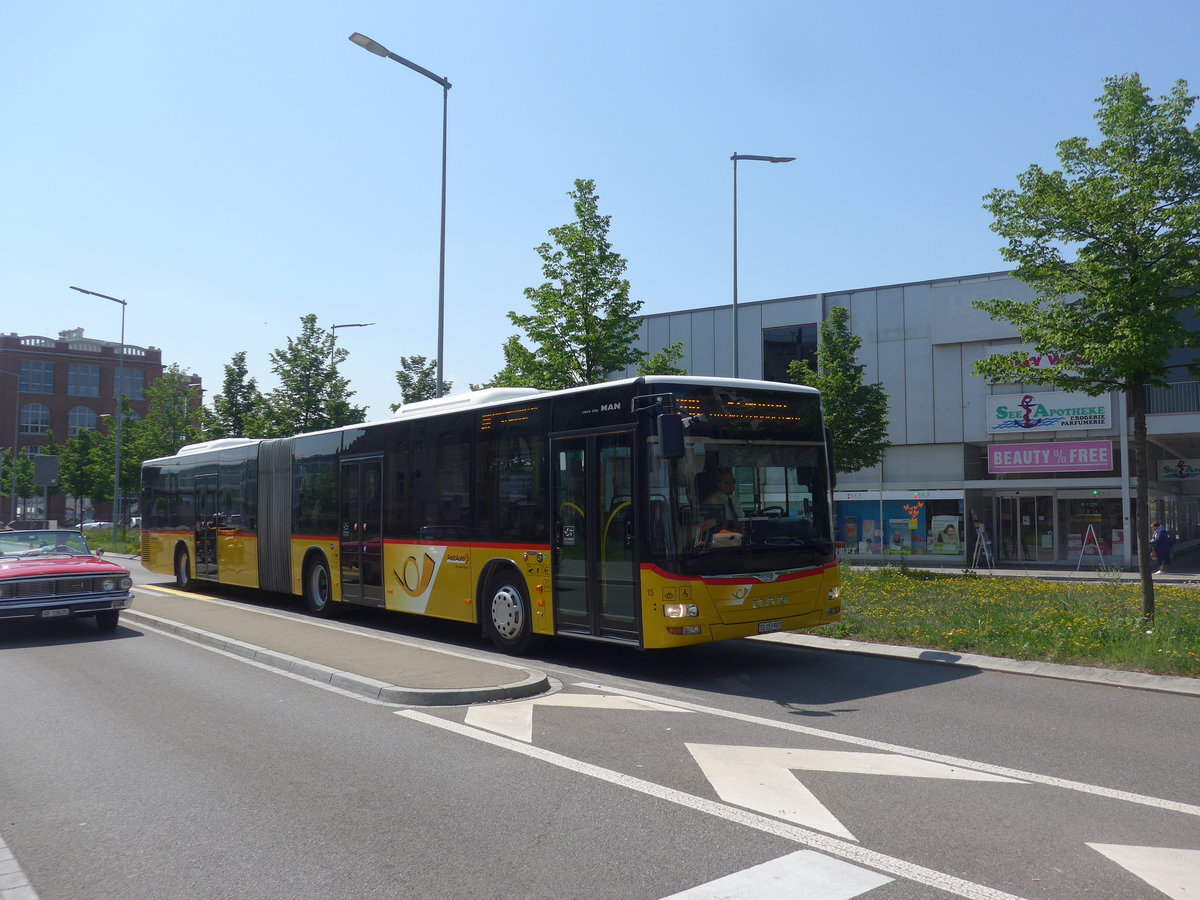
[41,609,70,618]
[758,620,782,634]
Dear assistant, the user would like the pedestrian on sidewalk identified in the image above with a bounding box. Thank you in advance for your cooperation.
[1150,520,1173,575]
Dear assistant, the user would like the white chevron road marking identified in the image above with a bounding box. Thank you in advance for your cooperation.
[463,692,692,742]
[687,744,1023,841]
[1087,843,1200,898]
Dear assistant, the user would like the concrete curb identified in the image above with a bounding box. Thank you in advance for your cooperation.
[123,608,551,706]
[751,631,1200,697]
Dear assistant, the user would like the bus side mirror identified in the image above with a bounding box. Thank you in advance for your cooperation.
[659,413,684,459]
[824,427,837,489]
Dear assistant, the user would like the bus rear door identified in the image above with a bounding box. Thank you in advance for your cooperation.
[339,457,384,606]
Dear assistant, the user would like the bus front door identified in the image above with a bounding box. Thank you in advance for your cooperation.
[194,474,218,580]
[340,457,384,606]
[551,431,639,642]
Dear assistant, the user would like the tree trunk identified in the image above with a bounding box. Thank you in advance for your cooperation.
[1131,384,1155,620]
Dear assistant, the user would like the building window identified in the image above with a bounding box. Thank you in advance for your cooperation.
[20,403,51,435]
[68,406,97,436]
[68,364,101,397]
[762,324,817,383]
[19,360,54,394]
[113,368,145,400]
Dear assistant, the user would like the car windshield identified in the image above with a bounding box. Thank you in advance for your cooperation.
[0,531,93,559]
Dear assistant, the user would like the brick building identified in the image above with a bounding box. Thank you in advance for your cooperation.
[0,328,188,525]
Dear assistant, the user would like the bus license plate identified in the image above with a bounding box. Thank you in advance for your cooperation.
[758,620,782,634]
[41,609,70,618]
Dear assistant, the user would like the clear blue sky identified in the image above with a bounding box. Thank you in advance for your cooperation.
[3,0,1198,420]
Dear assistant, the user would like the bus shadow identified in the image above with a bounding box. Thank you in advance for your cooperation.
[528,637,980,711]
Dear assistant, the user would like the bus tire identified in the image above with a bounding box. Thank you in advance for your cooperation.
[175,547,192,590]
[484,570,535,655]
[304,555,337,618]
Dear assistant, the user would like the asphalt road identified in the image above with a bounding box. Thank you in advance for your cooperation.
[1,566,1196,899]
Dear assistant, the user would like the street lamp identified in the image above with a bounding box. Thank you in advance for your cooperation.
[349,32,451,398]
[0,369,19,524]
[70,285,127,545]
[731,153,794,378]
[330,322,376,365]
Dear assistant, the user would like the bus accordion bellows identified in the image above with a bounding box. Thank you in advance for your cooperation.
[140,376,841,653]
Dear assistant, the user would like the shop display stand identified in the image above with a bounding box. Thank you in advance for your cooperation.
[1074,523,1104,571]
[971,522,994,570]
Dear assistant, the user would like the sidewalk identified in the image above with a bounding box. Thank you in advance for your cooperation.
[124,586,550,706]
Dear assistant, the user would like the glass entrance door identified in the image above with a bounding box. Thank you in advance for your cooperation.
[340,457,384,606]
[551,431,639,641]
[997,495,1055,563]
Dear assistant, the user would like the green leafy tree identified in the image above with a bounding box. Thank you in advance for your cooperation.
[251,315,366,437]
[972,73,1200,619]
[210,351,261,438]
[490,179,648,389]
[129,364,207,462]
[390,356,452,410]
[1,449,36,519]
[637,343,688,376]
[787,306,890,473]
[58,427,105,521]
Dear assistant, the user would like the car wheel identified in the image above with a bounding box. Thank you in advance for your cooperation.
[175,547,192,589]
[485,571,536,655]
[304,556,336,617]
[95,609,120,632]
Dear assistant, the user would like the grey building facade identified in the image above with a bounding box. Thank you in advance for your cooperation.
[624,271,1200,568]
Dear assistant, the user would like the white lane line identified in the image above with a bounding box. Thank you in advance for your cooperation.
[0,833,39,900]
[661,849,892,899]
[577,682,1200,818]
[398,709,1029,900]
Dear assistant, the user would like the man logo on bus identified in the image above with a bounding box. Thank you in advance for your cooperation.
[396,553,437,598]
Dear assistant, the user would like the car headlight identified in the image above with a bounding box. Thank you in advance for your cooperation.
[120,576,132,590]
[101,578,116,592]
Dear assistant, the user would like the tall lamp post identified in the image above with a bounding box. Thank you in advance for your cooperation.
[0,369,19,524]
[349,31,450,398]
[731,153,794,378]
[330,321,375,365]
[70,285,127,545]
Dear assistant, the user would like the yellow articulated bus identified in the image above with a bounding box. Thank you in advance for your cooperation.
[140,376,840,654]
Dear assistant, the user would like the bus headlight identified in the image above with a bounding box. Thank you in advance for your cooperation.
[826,585,841,616]
[663,603,699,618]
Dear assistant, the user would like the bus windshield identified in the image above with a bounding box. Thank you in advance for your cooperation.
[644,385,834,577]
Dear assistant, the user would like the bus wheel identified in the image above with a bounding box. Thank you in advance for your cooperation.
[175,547,192,590]
[304,556,337,618]
[485,572,535,655]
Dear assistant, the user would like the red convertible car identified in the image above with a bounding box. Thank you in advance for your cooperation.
[0,529,133,632]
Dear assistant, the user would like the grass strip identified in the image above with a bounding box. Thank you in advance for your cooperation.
[813,566,1200,678]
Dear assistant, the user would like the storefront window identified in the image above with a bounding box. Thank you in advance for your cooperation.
[836,498,964,556]
[1058,497,1124,561]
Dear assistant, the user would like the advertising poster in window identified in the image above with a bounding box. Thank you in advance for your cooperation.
[886,518,911,553]
[931,515,961,554]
